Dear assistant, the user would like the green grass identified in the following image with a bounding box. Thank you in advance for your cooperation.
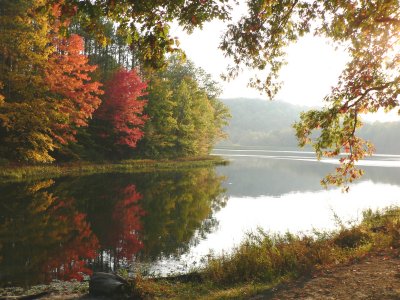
[2,207,400,299]
[0,155,228,182]
[131,278,283,299]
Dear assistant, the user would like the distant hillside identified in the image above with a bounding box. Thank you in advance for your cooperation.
[219,97,400,154]
[359,122,400,154]
[218,98,305,147]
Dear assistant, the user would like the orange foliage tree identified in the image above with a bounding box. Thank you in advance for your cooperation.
[0,1,102,162]
[46,34,103,145]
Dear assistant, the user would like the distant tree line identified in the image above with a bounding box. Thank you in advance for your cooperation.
[220,98,400,154]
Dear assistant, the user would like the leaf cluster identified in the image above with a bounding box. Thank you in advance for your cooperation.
[62,0,233,68]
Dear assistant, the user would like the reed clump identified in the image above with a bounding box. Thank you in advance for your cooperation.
[201,207,400,286]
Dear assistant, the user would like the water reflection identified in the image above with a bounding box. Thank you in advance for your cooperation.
[3,149,400,286]
[0,168,227,286]
[0,180,99,286]
[171,180,400,270]
[92,184,145,272]
[215,151,400,197]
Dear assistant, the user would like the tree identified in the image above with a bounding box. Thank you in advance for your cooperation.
[139,55,230,157]
[46,33,103,145]
[94,69,147,157]
[0,1,234,162]
[60,0,233,68]
[0,0,57,162]
[69,20,134,82]
[221,0,400,187]
[0,1,102,162]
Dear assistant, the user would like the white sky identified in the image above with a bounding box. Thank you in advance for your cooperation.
[171,12,400,123]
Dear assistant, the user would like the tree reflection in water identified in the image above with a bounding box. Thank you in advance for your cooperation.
[0,167,227,286]
[0,180,99,286]
[92,184,145,272]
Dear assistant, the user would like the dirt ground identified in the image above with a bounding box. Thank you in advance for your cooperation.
[251,251,400,300]
[4,251,400,300]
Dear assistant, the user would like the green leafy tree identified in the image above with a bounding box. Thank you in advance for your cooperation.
[221,0,400,187]
[139,56,230,157]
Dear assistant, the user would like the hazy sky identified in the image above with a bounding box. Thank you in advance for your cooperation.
[174,21,347,107]
[172,13,400,122]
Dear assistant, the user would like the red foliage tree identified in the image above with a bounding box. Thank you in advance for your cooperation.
[96,69,147,148]
[46,34,103,145]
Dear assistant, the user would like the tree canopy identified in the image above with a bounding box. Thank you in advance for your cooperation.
[0,0,103,162]
[138,55,230,157]
[60,0,233,68]
[94,69,147,155]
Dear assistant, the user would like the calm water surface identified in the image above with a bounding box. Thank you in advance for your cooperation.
[2,147,400,286]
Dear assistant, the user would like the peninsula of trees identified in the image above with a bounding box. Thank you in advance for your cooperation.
[0,1,230,163]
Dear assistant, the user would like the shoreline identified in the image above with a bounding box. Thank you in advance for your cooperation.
[0,155,228,182]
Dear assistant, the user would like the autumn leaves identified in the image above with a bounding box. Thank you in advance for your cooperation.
[0,1,229,162]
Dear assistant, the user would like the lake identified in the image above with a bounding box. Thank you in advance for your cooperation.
[2,147,400,286]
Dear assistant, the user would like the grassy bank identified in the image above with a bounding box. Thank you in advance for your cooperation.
[131,206,400,299]
[0,155,228,182]
[2,207,400,299]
